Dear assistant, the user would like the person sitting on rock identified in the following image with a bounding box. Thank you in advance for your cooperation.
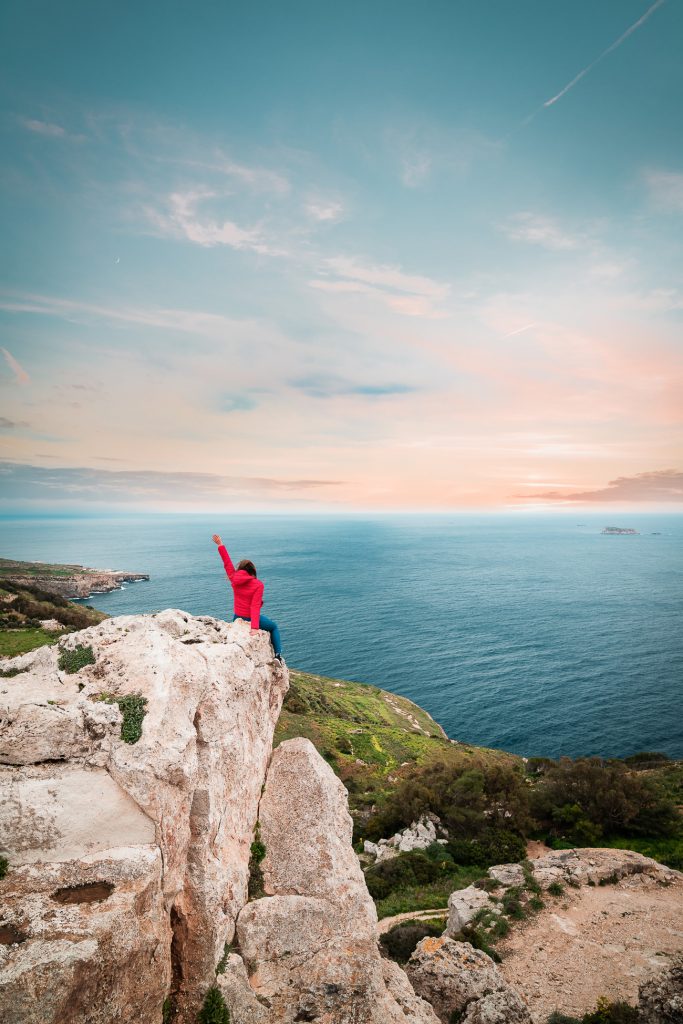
[212,534,284,664]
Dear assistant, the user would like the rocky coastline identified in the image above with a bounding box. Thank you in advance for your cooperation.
[0,558,149,600]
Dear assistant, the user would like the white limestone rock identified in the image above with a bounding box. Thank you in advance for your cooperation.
[370,815,447,863]
[237,737,436,1023]
[0,611,288,1024]
[446,885,498,935]
[488,863,525,888]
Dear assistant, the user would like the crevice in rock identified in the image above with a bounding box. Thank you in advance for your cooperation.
[52,881,114,904]
[170,903,187,1003]
[0,923,28,945]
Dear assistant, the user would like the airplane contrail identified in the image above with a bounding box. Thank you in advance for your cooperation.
[544,0,666,108]
[515,0,666,132]
[503,322,537,338]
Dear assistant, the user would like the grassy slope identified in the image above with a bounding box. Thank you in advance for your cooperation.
[275,669,520,827]
[0,558,87,579]
[0,583,106,657]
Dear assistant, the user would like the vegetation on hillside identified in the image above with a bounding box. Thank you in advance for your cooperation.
[0,580,105,656]
[275,669,519,839]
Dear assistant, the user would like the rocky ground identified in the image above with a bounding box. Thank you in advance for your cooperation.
[498,867,683,1021]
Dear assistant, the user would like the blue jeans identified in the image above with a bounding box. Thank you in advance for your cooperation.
[232,613,282,656]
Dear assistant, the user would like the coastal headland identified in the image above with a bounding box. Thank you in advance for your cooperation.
[0,557,149,599]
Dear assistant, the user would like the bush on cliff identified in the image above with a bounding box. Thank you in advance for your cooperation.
[365,844,485,917]
[380,918,444,963]
[198,985,230,1024]
[532,757,679,844]
[364,762,531,843]
[447,828,527,867]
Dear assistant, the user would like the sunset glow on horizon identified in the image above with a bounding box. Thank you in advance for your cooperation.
[1,1,682,513]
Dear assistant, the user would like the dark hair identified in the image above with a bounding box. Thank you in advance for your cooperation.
[237,559,257,577]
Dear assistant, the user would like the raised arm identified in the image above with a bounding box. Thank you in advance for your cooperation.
[212,534,235,580]
[250,580,264,630]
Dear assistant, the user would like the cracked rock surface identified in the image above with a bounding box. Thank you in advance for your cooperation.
[0,610,288,1023]
[232,737,439,1024]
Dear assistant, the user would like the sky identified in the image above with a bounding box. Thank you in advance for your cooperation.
[0,0,682,513]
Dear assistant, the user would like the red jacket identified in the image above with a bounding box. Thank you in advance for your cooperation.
[218,544,264,629]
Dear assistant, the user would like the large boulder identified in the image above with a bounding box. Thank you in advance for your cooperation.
[446,885,498,935]
[406,937,531,1024]
[530,848,681,889]
[638,954,683,1023]
[236,737,437,1023]
[0,611,288,1024]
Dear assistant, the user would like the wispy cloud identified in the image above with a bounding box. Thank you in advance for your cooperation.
[0,291,255,339]
[144,189,277,253]
[401,151,432,188]
[19,117,86,142]
[288,373,416,398]
[310,255,450,318]
[304,196,345,223]
[644,169,683,212]
[0,461,343,503]
[0,416,29,429]
[518,468,683,503]
[1,347,30,384]
[501,212,583,251]
[324,257,448,298]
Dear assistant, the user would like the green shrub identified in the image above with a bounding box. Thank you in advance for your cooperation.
[248,824,266,899]
[532,757,679,843]
[97,692,148,743]
[521,859,542,894]
[623,751,670,768]
[501,886,526,920]
[380,919,443,963]
[0,665,27,677]
[461,923,501,962]
[366,847,452,900]
[364,762,532,843]
[547,1013,580,1024]
[447,829,527,868]
[162,996,174,1023]
[528,895,545,912]
[0,856,8,880]
[547,881,565,897]
[197,985,230,1024]
[216,942,232,975]
[58,644,96,674]
[582,996,639,1023]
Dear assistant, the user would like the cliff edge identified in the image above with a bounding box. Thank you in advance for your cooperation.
[0,611,439,1024]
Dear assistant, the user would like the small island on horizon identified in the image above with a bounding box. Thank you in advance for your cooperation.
[601,526,640,535]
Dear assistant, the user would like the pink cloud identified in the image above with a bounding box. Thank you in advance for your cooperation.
[516,469,683,503]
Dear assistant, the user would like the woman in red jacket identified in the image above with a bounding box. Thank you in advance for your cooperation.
[212,534,283,662]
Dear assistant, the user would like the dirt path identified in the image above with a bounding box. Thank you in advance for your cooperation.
[377,908,448,935]
[498,873,683,1022]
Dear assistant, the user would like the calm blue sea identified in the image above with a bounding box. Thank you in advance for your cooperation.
[1,513,682,760]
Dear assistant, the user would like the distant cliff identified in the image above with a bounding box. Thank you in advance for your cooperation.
[0,557,149,599]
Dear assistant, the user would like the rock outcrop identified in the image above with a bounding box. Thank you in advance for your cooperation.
[406,937,531,1024]
[231,737,439,1023]
[638,954,683,1023]
[0,611,288,1023]
[364,815,447,864]
[446,884,499,936]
